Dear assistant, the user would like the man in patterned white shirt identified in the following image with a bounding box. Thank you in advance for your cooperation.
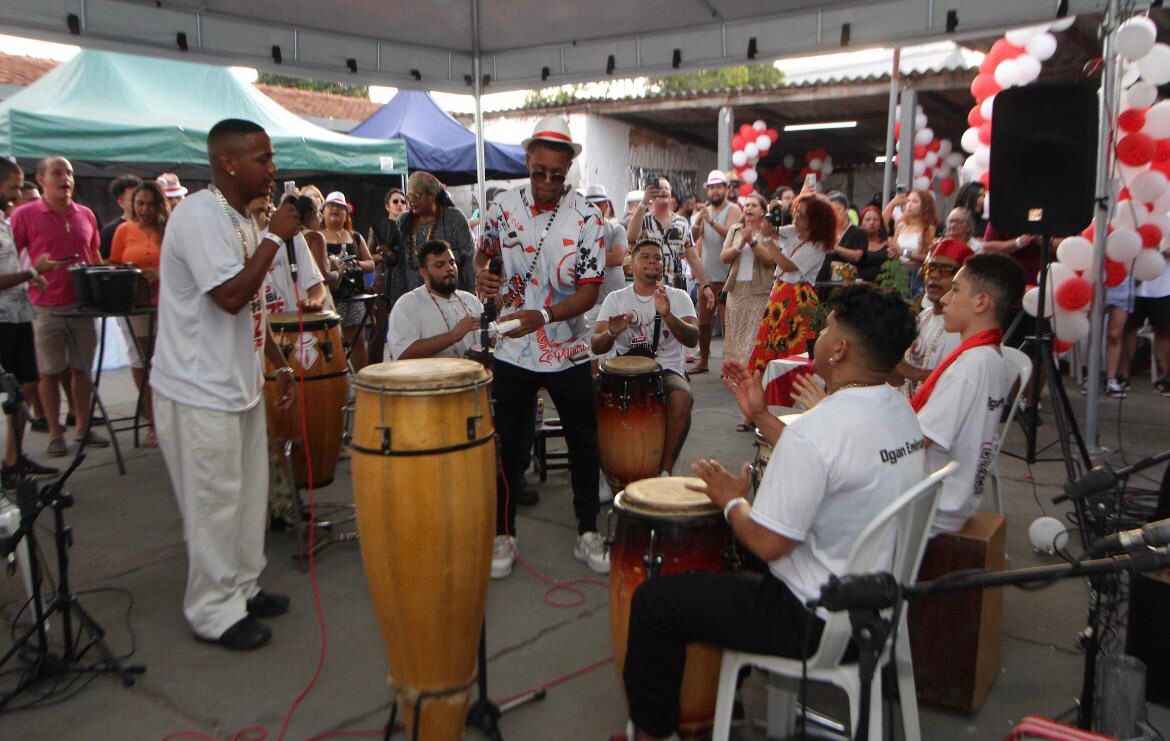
[476,115,609,579]
[627,177,716,312]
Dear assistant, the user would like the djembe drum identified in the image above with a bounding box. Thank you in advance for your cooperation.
[351,359,495,741]
[264,310,347,487]
[595,356,667,489]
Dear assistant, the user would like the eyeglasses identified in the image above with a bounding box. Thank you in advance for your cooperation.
[390,198,408,205]
[530,168,567,184]
[921,263,958,278]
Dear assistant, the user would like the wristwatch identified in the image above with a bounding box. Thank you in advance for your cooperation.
[266,233,287,250]
[25,268,38,282]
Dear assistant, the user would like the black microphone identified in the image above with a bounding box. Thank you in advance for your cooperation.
[285,235,298,279]
[810,572,899,612]
[484,257,502,323]
[1089,517,1170,556]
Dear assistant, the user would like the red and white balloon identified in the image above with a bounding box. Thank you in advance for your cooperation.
[731,120,779,197]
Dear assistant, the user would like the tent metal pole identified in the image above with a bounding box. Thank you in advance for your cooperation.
[471,0,488,213]
[881,48,901,207]
[1084,0,1121,454]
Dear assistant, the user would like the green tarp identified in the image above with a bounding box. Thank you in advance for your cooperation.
[0,49,407,176]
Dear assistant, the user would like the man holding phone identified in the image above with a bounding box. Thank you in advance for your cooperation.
[626,176,716,312]
[10,156,108,457]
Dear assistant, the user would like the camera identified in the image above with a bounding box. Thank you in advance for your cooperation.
[766,204,787,228]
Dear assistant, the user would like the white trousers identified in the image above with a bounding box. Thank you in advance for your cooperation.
[155,393,268,639]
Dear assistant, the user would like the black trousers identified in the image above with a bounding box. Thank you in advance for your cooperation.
[491,359,599,536]
[623,571,824,738]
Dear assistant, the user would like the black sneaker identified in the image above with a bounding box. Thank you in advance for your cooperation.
[16,455,58,477]
[29,417,48,433]
[196,615,271,651]
[1117,376,1132,391]
[1155,378,1170,397]
[246,590,290,619]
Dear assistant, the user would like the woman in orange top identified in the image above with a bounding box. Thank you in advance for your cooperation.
[110,181,168,447]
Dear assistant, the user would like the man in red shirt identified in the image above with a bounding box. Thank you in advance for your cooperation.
[10,156,108,457]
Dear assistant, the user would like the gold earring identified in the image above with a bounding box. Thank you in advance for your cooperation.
[828,357,836,365]
[229,170,236,176]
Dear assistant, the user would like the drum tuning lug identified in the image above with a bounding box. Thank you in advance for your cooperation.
[321,341,334,361]
[619,390,631,412]
[377,425,391,453]
[466,416,480,441]
[644,528,663,579]
[604,509,615,548]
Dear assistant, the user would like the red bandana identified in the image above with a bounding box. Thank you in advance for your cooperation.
[910,328,1003,412]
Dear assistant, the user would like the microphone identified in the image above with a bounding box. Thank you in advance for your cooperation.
[484,257,502,323]
[810,572,899,612]
[286,236,298,279]
[1089,518,1170,556]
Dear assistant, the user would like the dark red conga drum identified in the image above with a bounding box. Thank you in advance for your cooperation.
[595,356,666,490]
[609,477,734,738]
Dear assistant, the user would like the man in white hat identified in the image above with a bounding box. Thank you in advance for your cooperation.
[583,184,629,328]
[688,170,742,373]
[476,115,610,578]
[621,190,643,230]
[157,172,189,210]
[627,177,716,313]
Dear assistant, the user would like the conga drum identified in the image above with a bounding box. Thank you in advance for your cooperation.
[351,359,495,741]
[610,477,733,737]
[596,356,667,489]
[751,427,773,497]
[264,311,347,487]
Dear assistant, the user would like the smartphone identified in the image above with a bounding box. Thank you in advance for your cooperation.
[644,174,659,191]
[895,183,908,195]
[804,173,817,191]
[283,181,297,196]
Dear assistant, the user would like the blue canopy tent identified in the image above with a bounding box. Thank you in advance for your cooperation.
[350,90,526,185]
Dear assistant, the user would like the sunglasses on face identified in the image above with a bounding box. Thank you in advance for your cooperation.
[530,169,567,184]
[921,263,958,279]
[390,198,408,205]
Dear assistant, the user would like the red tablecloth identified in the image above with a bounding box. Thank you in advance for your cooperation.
[763,355,816,407]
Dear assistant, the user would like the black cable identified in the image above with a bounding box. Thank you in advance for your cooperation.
[799,608,814,741]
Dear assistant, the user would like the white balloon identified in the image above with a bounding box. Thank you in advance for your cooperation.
[753,119,767,132]
[756,134,772,151]
[938,139,953,157]
[995,59,1021,88]
[895,104,902,118]
[741,168,758,184]
[915,103,925,116]
[1048,17,1076,33]
[1016,54,1042,85]
[1118,163,1153,188]
[981,94,996,122]
[1112,200,1150,231]
[1130,170,1169,204]
[1047,262,1076,287]
[915,127,934,146]
[1022,285,1054,318]
[963,155,983,178]
[946,152,965,168]
[974,145,991,170]
[1143,100,1170,139]
[925,151,939,167]
[1026,32,1058,62]
[911,160,925,177]
[915,112,928,130]
[1053,310,1091,343]
[1122,61,1143,88]
[961,126,981,154]
[1137,43,1170,87]
[1125,80,1158,110]
[783,154,796,169]
[1133,249,1169,281]
[937,164,953,177]
[822,155,833,167]
[744,142,759,159]
[1148,212,1170,248]
[731,150,747,168]
[747,151,759,165]
[808,157,822,171]
[1106,228,1143,262]
[1057,236,1094,272]
[1152,188,1170,214]
[913,176,931,191]
[1117,16,1158,62]
[822,162,834,176]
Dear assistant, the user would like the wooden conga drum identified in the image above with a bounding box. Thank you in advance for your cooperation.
[595,356,667,489]
[351,359,495,741]
[264,311,346,487]
[610,477,733,738]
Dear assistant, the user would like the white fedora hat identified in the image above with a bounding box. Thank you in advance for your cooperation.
[521,115,582,157]
[705,169,729,186]
[583,184,610,202]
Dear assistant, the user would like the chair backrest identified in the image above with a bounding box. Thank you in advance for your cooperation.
[809,461,958,669]
[991,346,1033,463]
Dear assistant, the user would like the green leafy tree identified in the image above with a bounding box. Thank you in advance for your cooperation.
[257,73,369,99]
[648,64,784,94]
[523,86,587,107]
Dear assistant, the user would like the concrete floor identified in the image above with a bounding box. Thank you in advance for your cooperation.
[2,339,1169,740]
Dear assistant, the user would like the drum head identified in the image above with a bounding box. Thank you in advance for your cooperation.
[269,310,340,331]
[617,477,720,519]
[356,358,490,393]
[602,356,661,376]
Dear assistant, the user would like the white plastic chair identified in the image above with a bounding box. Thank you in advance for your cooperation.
[987,346,1033,514]
[711,462,957,741]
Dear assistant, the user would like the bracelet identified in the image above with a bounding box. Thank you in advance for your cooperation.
[723,497,748,522]
[275,366,294,378]
[541,307,554,324]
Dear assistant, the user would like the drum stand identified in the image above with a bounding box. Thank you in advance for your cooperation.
[277,441,358,571]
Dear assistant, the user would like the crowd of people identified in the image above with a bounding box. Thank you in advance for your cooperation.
[1,109,1168,740]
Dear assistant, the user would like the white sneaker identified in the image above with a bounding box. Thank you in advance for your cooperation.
[491,535,516,579]
[598,475,614,504]
[574,531,611,574]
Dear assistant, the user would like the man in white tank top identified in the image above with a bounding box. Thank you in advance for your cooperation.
[689,170,741,373]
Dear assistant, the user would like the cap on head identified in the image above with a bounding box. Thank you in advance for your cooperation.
[930,238,974,267]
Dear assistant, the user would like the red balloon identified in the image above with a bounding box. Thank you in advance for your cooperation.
[766,128,779,143]
[1053,339,1074,354]
[1105,259,1128,288]
[939,177,957,196]
[1082,223,1095,241]
[970,73,1001,102]
[1138,222,1163,248]
[804,150,816,163]
[988,38,1026,67]
[914,144,928,160]
[738,183,754,197]
[732,134,745,151]
[978,122,993,145]
[967,106,984,128]
[740,123,755,139]
[928,138,941,153]
[1151,158,1170,178]
[1118,108,1147,134]
[1119,187,1131,201]
[816,147,829,159]
[799,166,814,178]
[979,170,990,188]
[1117,132,1157,166]
[1055,277,1093,311]
[1154,139,1170,163]
[894,122,901,139]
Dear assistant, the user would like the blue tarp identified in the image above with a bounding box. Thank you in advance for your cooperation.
[350,90,526,184]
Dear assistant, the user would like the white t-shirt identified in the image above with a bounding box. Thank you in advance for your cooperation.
[904,308,961,398]
[597,285,696,376]
[387,285,484,360]
[752,384,927,617]
[1136,254,1170,298]
[261,232,325,314]
[735,239,757,282]
[775,225,826,285]
[478,186,604,372]
[597,218,630,302]
[151,189,267,413]
[918,345,1009,535]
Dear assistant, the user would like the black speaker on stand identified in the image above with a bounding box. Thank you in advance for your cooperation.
[990,83,1097,481]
